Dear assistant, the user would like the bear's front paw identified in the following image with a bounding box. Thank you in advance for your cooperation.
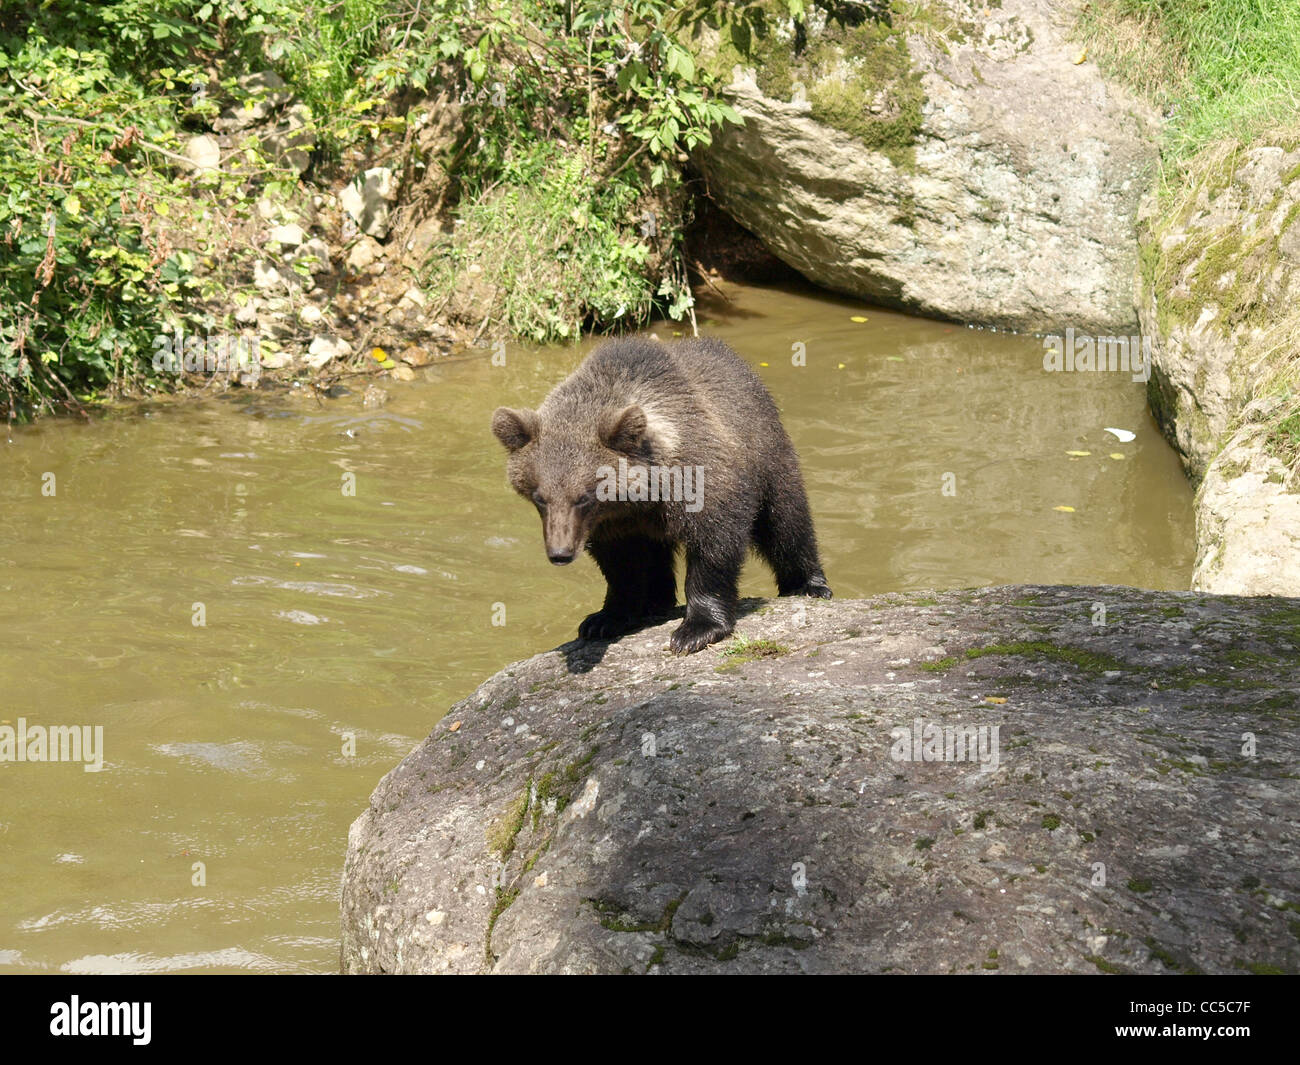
[669,616,732,655]
[579,610,638,641]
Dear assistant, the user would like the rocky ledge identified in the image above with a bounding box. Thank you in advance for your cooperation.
[341,586,1300,974]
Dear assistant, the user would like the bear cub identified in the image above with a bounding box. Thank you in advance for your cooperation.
[491,335,831,654]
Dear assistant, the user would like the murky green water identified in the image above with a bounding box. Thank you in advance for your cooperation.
[0,282,1194,972]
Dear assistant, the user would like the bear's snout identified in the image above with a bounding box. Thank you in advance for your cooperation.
[542,506,586,565]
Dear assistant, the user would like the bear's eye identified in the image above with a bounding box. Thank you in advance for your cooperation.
[576,492,596,510]
[531,490,546,509]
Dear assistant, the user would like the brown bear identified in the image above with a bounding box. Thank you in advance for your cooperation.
[491,335,831,654]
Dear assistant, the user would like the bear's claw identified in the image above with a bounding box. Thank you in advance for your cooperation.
[578,610,637,641]
[782,576,832,599]
[669,617,731,655]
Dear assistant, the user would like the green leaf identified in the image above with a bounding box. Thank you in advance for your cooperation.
[675,48,695,82]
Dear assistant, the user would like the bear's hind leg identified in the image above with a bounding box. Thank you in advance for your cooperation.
[580,536,677,640]
[753,476,832,600]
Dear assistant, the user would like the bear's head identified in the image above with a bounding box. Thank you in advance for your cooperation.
[491,404,650,564]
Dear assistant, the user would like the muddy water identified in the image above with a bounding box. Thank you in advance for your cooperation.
[0,282,1193,973]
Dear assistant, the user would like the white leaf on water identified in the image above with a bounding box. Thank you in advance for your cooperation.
[278,610,328,625]
[1104,427,1136,443]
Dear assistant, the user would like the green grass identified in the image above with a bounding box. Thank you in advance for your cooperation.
[721,635,790,657]
[423,144,659,342]
[1075,0,1300,160]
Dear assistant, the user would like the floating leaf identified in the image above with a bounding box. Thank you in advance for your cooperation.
[1109,453,1125,460]
[1066,450,1090,457]
[1104,427,1135,442]
[1053,505,1076,513]
[850,315,868,323]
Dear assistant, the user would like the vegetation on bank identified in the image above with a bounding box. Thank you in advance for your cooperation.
[0,0,800,420]
[5,0,1298,436]
[1074,0,1300,162]
[1076,0,1300,477]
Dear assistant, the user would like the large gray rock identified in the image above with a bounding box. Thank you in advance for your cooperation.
[341,587,1300,974]
[694,1,1157,333]
[182,134,221,175]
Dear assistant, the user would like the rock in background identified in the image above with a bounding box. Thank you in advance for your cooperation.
[1139,142,1300,594]
[340,588,1300,975]
[1141,145,1300,480]
[693,0,1157,333]
[1193,399,1300,595]
[213,71,315,177]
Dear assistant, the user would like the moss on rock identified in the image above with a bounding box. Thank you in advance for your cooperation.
[696,1,935,169]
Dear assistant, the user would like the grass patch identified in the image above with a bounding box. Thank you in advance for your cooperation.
[716,635,791,671]
[485,788,529,859]
[1074,0,1300,160]
[423,143,670,343]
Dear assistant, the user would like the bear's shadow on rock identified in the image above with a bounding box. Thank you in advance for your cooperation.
[559,597,768,674]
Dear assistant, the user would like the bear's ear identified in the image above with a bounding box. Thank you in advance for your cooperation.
[598,405,647,453]
[491,407,538,451]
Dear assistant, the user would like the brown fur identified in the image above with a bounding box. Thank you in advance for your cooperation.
[491,335,831,653]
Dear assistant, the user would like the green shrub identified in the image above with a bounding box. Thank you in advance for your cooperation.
[0,0,800,417]
[0,2,294,417]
